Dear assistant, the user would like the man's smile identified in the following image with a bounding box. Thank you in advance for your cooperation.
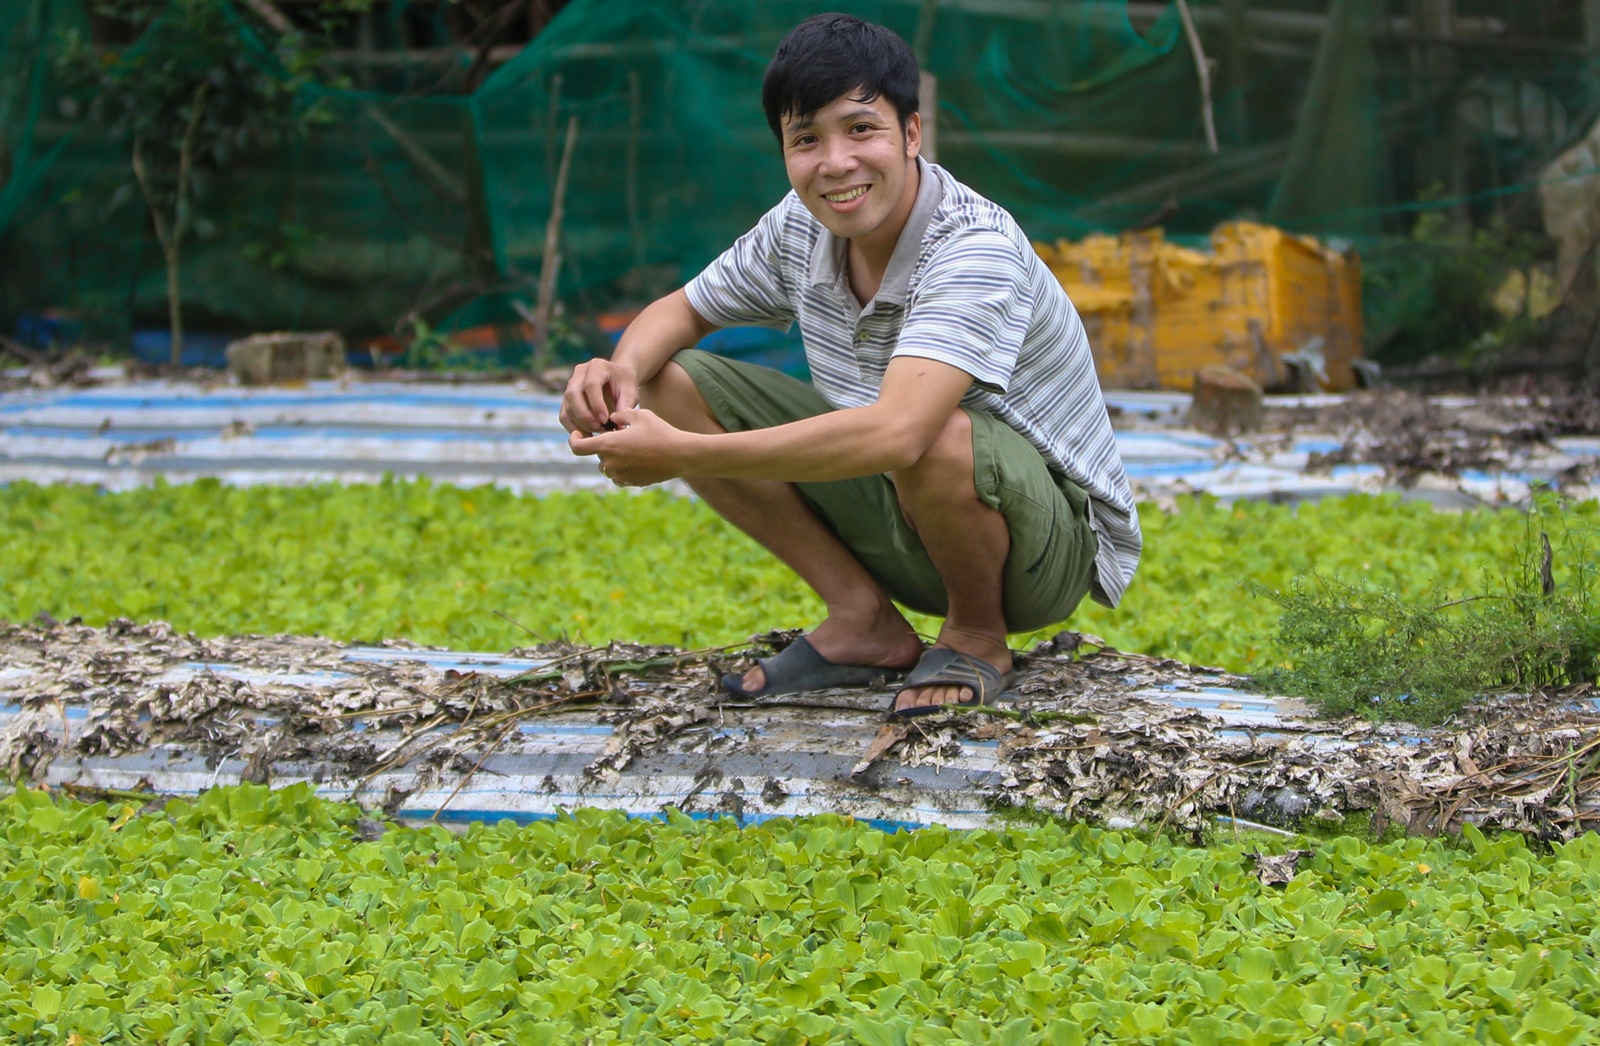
[823,185,870,205]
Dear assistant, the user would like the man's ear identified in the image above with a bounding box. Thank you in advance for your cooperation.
[903,111,922,159]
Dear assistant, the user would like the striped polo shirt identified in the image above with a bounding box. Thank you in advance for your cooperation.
[684,157,1140,608]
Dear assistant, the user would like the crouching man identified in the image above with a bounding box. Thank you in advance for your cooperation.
[561,13,1140,716]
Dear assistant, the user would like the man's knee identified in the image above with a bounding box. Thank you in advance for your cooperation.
[638,358,692,410]
[889,409,983,534]
[640,358,722,433]
[892,408,974,490]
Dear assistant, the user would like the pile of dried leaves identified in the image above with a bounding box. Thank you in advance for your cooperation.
[879,644,1600,840]
[0,345,104,393]
[3,619,1597,839]
[0,618,727,800]
[1268,390,1600,487]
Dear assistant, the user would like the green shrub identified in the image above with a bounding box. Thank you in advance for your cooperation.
[1362,205,1550,366]
[1250,495,1600,722]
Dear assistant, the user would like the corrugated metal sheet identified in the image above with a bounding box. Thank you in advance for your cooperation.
[3,378,1579,505]
[0,641,1342,830]
[8,623,1599,834]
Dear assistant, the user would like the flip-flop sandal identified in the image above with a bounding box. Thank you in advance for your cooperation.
[887,648,1014,719]
[719,637,907,699]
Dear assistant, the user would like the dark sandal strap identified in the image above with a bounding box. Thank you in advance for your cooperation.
[720,637,904,698]
[889,649,1008,718]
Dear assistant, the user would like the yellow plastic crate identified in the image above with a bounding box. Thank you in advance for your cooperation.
[1034,222,1364,391]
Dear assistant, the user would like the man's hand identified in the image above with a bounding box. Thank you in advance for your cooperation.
[560,359,640,436]
[569,406,695,487]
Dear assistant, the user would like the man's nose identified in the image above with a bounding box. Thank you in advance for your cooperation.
[816,135,858,175]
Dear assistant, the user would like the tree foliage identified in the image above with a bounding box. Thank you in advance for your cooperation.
[54,0,367,362]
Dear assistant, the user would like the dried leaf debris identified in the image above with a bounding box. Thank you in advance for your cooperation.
[988,645,1600,839]
[3,620,1598,839]
[1115,388,1600,502]
[1246,849,1316,886]
[0,618,725,791]
[1267,390,1600,490]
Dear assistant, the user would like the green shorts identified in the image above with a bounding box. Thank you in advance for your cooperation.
[672,348,1099,633]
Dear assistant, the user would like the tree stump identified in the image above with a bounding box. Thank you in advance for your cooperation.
[1188,365,1263,436]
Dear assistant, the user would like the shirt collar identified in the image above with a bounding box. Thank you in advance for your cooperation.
[807,156,944,305]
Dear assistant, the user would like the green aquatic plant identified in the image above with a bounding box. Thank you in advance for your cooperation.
[2,784,1598,1044]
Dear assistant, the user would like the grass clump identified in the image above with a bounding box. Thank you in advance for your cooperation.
[1251,495,1600,723]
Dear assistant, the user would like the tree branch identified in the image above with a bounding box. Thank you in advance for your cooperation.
[130,135,171,253]
[1174,0,1220,154]
[460,0,533,90]
[173,81,212,246]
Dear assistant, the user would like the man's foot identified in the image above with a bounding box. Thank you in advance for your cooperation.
[737,607,922,695]
[890,630,1012,715]
[721,638,911,697]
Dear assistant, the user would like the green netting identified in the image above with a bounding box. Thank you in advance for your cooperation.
[1,0,1596,360]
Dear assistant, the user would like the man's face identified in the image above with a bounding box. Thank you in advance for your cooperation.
[780,91,921,251]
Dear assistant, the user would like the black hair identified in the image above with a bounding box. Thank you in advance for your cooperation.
[761,14,919,143]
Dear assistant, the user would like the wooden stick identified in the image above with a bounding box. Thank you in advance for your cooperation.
[237,0,293,34]
[544,73,563,183]
[168,81,210,367]
[533,114,578,369]
[911,0,938,64]
[0,332,46,364]
[1215,815,1296,837]
[431,721,518,821]
[912,0,938,162]
[363,104,467,204]
[1173,0,1219,154]
[59,782,167,804]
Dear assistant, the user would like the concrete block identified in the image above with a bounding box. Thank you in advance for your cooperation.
[1188,365,1263,436]
[226,331,347,386]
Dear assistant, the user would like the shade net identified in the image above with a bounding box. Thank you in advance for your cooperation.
[1,0,1595,362]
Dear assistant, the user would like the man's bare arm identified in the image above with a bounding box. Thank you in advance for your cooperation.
[560,289,720,436]
[570,355,975,486]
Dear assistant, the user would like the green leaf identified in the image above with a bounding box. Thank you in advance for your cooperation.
[1521,999,1576,1039]
[1233,946,1277,982]
[1024,911,1074,948]
[27,802,65,834]
[32,984,61,1021]
[849,1014,908,1046]
[5,774,1600,1045]
[1103,877,1137,916]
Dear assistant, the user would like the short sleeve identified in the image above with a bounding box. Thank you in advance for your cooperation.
[895,230,1028,394]
[683,198,798,332]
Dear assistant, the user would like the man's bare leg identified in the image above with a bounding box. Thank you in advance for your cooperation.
[888,409,1012,714]
[641,362,923,691]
